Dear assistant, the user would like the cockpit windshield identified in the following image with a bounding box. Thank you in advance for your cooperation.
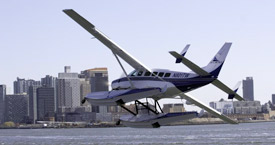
[128,70,144,77]
[128,70,137,76]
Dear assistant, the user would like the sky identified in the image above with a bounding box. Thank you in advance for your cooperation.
[1,0,275,111]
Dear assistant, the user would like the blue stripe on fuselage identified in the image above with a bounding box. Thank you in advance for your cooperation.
[112,76,215,92]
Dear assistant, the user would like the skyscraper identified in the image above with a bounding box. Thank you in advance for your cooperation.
[37,87,55,121]
[0,85,6,124]
[242,77,254,101]
[5,94,28,123]
[41,75,57,112]
[57,66,80,109]
[28,85,40,123]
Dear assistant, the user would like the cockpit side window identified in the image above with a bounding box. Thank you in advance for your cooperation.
[144,71,151,76]
[158,72,164,77]
[152,72,158,76]
[164,73,171,77]
[137,71,143,76]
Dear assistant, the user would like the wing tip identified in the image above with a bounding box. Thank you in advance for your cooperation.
[63,9,73,13]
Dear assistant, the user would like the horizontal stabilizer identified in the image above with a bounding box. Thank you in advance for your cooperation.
[179,93,238,124]
[212,79,244,101]
[228,81,241,99]
[169,51,210,76]
[170,43,231,78]
[176,44,190,63]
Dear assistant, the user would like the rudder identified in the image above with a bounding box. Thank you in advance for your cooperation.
[202,42,232,77]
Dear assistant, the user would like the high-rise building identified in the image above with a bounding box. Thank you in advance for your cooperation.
[14,77,41,94]
[0,85,6,124]
[80,68,109,92]
[272,94,275,105]
[41,75,57,112]
[57,66,80,109]
[13,77,25,94]
[41,75,56,88]
[79,78,91,106]
[80,68,110,121]
[37,87,55,121]
[243,77,254,101]
[28,85,40,123]
[5,94,28,123]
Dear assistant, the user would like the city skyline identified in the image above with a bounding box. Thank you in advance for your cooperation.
[1,1,275,111]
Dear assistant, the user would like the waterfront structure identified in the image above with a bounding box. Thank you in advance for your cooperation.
[210,99,261,114]
[57,66,81,108]
[228,113,269,120]
[65,106,96,122]
[5,94,28,123]
[14,77,41,94]
[261,101,275,113]
[56,106,96,122]
[209,99,234,114]
[234,101,261,114]
[242,77,254,101]
[37,87,55,121]
[163,103,185,113]
[28,85,41,123]
[0,85,6,124]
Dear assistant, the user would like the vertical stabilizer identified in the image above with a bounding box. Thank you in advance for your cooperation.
[176,44,190,63]
[202,43,232,77]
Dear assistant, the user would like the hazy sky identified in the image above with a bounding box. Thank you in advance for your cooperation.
[1,1,275,110]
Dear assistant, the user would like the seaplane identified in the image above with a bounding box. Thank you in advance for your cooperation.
[63,9,244,128]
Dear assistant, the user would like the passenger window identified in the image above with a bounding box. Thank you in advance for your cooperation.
[164,73,171,77]
[152,72,158,76]
[144,71,151,76]
[158,72,164,77]
[137,71,143,76]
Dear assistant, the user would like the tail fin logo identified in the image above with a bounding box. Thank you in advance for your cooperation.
[213,57,219,62]
[212,57,222,63]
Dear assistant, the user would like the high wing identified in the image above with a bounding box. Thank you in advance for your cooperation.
[179,93,238,124]
[63,9,151,72]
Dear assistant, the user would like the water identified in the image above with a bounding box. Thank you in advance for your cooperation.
[1,122,275,145]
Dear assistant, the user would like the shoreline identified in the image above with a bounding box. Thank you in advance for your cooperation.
[1,119,275,129]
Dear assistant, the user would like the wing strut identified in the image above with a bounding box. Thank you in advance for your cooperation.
[112,52,135,88]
